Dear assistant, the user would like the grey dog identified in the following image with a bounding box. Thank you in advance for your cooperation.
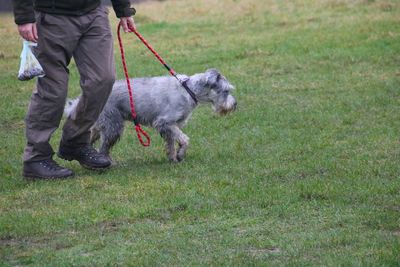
[65,68,237,162]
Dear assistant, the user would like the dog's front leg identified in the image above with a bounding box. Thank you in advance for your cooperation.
[175,128,189,162]
[165,135,177,162]
[157,121,178,162]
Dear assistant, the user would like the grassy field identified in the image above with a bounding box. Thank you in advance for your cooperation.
[1,0,399,265]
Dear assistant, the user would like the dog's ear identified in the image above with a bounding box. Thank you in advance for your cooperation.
[205,68,221,86]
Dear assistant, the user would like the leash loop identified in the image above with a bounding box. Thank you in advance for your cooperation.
[135,125,151,147]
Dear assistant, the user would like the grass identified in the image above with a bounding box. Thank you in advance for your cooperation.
[1,0,399,265]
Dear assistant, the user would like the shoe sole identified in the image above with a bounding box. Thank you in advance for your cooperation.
[23,172,74,181]
[58,153,111,171]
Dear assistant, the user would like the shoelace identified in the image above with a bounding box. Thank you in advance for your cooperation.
[39,159,64,171]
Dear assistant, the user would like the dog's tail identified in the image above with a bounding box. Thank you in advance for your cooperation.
[64,98,80,118]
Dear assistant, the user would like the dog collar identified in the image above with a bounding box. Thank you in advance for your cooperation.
[179,77,198,105]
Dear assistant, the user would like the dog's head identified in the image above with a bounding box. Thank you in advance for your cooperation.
[197,68,237,115]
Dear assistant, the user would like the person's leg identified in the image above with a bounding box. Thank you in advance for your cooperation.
[23,12,81,179]
[24,12,82,162]
[61,6,115,148]
[58,6,115,169]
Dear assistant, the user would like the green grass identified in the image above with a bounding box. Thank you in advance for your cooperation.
[1,0,399,265]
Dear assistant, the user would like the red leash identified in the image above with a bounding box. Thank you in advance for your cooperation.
[116,22,198,146]
[128,25,198,104]
[117,22,151,146]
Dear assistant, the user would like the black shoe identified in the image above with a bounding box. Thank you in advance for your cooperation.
[58,144,111,170]
[23,159,74,180]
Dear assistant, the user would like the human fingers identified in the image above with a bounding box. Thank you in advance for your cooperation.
[18,23,36,42]
[32,23,38,42]
[127,17,136,31]
[120,18,129,33]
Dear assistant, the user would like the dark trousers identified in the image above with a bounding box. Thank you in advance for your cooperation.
[24,6,115,162]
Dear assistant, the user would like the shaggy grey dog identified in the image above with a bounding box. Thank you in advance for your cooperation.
[65,68,237,162]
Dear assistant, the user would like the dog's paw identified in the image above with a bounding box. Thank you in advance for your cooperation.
[176,154,185,162]
[169,156,185,163]
[168,156,178,163]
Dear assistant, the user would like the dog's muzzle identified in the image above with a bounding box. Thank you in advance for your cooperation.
[216,95,237,115]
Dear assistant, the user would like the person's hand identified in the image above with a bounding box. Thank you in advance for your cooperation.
[18,23,38,42]
[120,17,136,32]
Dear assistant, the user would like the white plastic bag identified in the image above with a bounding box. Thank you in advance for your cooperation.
[17,40,45,81]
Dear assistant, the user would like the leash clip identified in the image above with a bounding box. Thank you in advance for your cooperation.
[178,76,190,84]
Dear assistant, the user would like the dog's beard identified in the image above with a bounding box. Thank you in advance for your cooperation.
[213,95,237,116]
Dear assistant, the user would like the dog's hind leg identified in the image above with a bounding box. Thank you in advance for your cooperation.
[90,126,101,145]
[98,115,125,157]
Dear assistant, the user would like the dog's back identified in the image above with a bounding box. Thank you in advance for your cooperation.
[106,75,194,126]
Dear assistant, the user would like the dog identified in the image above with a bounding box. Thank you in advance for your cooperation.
[65,68,237,162]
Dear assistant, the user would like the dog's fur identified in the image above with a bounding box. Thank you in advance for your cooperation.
[65,68,237,162]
